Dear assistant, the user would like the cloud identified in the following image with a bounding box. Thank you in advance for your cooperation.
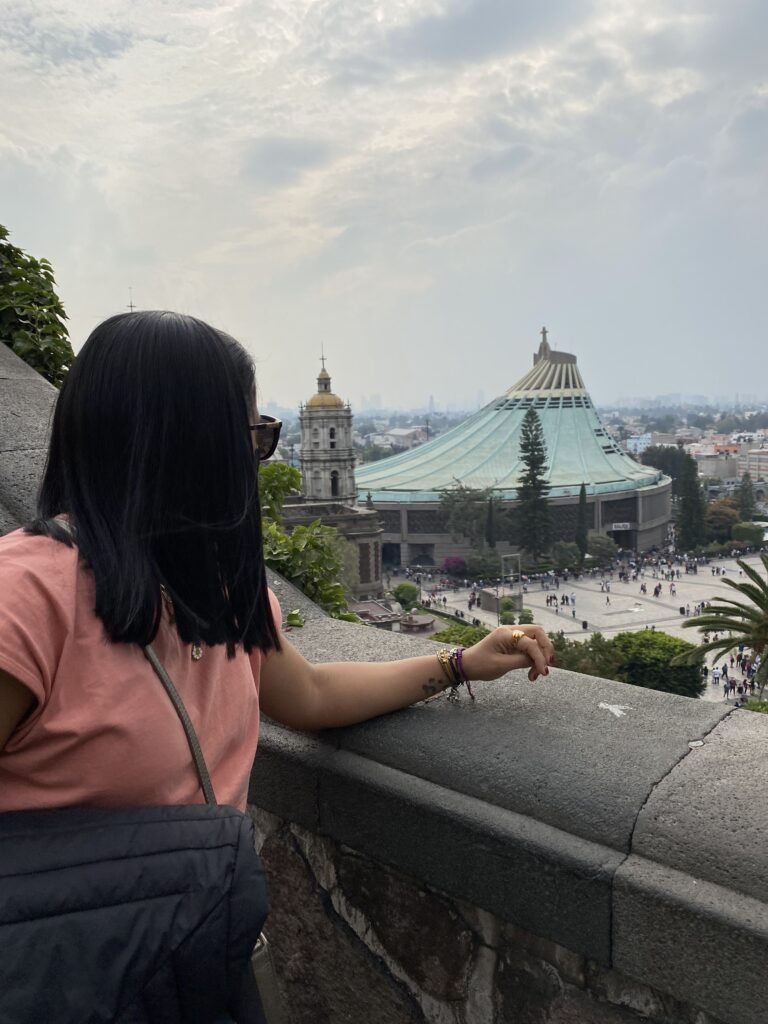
[471,144,531,179]
[385,0,594,64]
[241,136,336,186]
[1,0,767,406]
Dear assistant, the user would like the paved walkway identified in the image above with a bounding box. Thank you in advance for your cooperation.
[417,554,766,705]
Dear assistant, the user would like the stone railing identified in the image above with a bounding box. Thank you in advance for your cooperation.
[252,575,767,1024]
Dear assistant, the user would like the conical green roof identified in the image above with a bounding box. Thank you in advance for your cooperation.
[355,333,664,503]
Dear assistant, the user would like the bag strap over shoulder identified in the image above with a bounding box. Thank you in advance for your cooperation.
[143,644,217,806]
[55,517,217,807]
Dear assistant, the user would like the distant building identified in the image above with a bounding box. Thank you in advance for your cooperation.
[355,329,672,566]
[285,361,383,600]
[693,454,739,480]
[740,449,768,481]
[626,433,652,455]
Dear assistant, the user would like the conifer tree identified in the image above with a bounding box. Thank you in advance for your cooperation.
[575,482,588,563]
[485,493,497,549]
[517,408,551,562]
[676,454,706,551]
[738,472,756,522]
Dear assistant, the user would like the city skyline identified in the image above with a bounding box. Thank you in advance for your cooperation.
[3,0,767,408]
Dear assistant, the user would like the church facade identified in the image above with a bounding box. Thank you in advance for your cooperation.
[355,330,672,568]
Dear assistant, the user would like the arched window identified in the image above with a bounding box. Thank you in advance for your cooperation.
[331,471,340,497]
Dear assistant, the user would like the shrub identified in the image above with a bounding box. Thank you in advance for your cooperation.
[465,554,503,579]
[442,555,467,576]
[431,622,491,647]
[499,611,516,625]
[552,630,704,698]
[731,522,764,546]
[517,608,534,624]
[393,581,420,611]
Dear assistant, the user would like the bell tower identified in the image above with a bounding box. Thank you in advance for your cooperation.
[299,357,356,502]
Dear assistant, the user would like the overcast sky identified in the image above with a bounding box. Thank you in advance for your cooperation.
[3,0,767,410]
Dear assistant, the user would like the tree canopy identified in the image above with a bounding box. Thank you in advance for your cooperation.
[552,630,704,698]
[704,497,740,544]
[0,224,73,387]
[640,445,688,496]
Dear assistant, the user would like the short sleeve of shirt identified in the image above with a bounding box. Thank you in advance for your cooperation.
[0,531,72,708]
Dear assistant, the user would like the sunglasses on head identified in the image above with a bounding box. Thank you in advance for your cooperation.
[249,415,282,461]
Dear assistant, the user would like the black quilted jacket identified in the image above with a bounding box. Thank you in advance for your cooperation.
[0,804,269,1023]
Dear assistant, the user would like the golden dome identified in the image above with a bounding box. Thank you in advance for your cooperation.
[306,392,345,409]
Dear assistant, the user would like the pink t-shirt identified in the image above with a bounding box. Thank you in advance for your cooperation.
[0,528,280,813]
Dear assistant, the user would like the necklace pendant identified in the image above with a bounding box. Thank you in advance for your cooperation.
[191,643,203,662]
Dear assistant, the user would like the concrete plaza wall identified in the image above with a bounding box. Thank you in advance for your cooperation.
[251,574,768,1024]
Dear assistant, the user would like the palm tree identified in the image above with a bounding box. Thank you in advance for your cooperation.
[677,554,768,698]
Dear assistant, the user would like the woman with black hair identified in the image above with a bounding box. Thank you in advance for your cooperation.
[0,311,553,1018]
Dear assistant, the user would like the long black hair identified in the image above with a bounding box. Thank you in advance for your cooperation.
[27,310,280,656]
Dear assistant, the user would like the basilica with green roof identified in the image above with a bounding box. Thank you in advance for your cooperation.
[355,330,672,567]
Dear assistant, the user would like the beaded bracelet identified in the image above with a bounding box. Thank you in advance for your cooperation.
[436,647,475,702]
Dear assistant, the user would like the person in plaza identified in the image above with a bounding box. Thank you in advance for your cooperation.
[0,311,555,1018]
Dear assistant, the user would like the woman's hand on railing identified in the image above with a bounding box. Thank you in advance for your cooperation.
[461,624,555,683]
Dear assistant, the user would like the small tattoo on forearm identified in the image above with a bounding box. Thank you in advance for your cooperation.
[422,677,448,698]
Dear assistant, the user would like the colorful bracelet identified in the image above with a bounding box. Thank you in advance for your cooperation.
[435,647,475,702]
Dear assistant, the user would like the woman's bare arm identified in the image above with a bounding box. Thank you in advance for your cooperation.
[0,669,34,753]
[259,625,554,731]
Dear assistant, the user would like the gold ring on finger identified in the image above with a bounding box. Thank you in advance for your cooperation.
[509,629,526,650]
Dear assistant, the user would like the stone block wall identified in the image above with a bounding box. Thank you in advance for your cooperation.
[251,809,725,1024]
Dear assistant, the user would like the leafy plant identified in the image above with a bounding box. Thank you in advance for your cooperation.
[517,608,534,625]
[259,463,301,524]
[0,224,74,387]
[678,553,768,697]
[262,519,350,617]
[499,611,516,625]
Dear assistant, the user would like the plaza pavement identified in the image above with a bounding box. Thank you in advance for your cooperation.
[422,553,767,704]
